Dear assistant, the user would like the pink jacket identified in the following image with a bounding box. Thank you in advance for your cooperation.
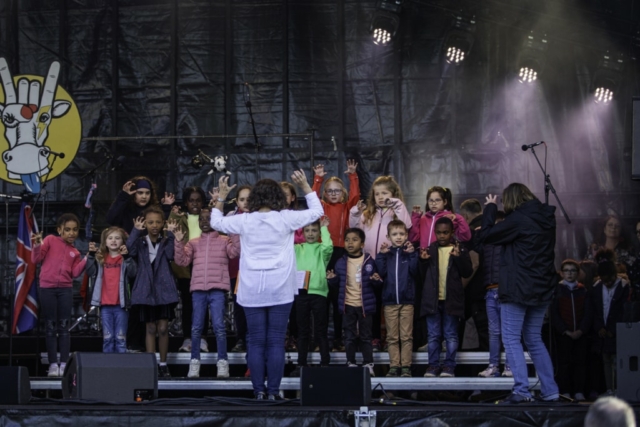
[174,231,240,292]
[409,210,471,248]
[32,235,87,288]
[349,198,412,259]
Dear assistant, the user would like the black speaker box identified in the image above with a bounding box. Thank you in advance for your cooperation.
[617,322,640,402]
[300,366,371,406]
[62,352,158,402]
[0,366,31,404]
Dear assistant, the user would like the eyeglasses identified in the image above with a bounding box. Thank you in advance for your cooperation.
[561,269,578,273]
[326,189,343,195]
[428,199,443,204]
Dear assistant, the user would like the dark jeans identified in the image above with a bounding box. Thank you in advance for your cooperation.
[191,290,227,360]
[244,302,292,396]
[231,279,247,341]
[426,300,460,367]
[343,305,373,365]
[40,287,72,364]
[555,333,587,395]
[296,292,330,366]
[327,247,345,342]
[126,305,146,351]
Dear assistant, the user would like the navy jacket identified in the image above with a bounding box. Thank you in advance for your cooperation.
[482,244,501,289]
[476,201,556,306]
[588,278,630,354]
[418,241,473,318]
[328,253,382,315]
[127,228,179,306]
[375,247,418,306]
[106,191,171,234]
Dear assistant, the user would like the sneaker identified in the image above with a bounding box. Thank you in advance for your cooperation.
[440,366,455,377]
[289,366,302,377]
[371,339,381,352]
[400,367,412,378]
[478,364,500,378]
[364,363,375,377]
[501,366,513,377]
[188,359,201,378]
[59,363,66,376]
[256,392,267,400]
[386,367,400,377]
[231,339,246,352]
[332,340,345,351]
[179,338,192,352]
[347,362,358,368]
[47,364,60,377]
[216,359,229,378]
[416,343,428,352]
[158,364,171,378]
[268,393,285,401]
[424,365,441,377]
[126,347,143,353]
[573,392,586,402]
[200,339,209,353]
[497,393,533,404]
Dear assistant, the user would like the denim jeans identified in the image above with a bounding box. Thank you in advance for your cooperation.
[39,287,72,364]
[425,301,460,367]
[191,290,228,361]
[101,305,128,353]
[244,302,292,396]
[501,302,559,399]
[485,289,509,368]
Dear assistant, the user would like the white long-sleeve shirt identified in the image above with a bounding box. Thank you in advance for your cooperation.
[210,192,323,307]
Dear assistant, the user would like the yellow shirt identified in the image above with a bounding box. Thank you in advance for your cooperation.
[188,214,202,240]
[438,246,453,300]
[345,255,364,307]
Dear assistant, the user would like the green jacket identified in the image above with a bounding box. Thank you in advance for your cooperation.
[294,226,333,297]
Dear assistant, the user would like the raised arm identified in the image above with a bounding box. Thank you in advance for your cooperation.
[173,239,194,267]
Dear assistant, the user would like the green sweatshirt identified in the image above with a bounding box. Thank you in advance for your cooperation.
[294,226,333,297]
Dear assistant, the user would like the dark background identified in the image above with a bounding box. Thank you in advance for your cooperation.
[1,0,640,330]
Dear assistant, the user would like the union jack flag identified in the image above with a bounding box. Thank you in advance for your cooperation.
[13,202,39,334]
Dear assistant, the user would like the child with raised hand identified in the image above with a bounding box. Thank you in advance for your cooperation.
[87,227,137,354]
[290,217,334,377]
[375,220,419,378]
[127,206,179,378]
[418,217,472,378]
[31,213,88,377]
[327,228,383,377]
[409,186,471,249]
[173,207,240,378]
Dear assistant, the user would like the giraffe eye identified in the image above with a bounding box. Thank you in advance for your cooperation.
[39,113,50,122]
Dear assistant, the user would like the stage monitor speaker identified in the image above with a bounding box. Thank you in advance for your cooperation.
[0,366,31,404]
[300,366,371,406]
[62,352,157,402]
[617,322,640,402]
[633,97,640,179]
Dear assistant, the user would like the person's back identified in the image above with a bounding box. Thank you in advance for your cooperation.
[585,396,636,427]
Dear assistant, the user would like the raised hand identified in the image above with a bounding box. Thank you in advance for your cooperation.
[485,194,498,206]
[172,205,184,216]
[133,216,146,231]
[344,159,358,175]
[412,205,423,216]
[356,200,367,213]
[88,241,98,253]
[209,187,220,204]
[218,176,237,199]
[451,241,460,257]
[291,169,312,193]
[313,164,327,177]
[379,242,390,254]
[326,269,336,280]
[173,227,185,242]
[419,247,430,259]
[118,245,128,256]
[123,181,136,195]
[162,192,175,205]
[448,213,456,221]
[166,219,180,233]
[31,232,43,245]
[403,241,415,253]
[320,216,330,228]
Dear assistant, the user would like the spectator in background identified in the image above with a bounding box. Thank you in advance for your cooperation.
[584,396,636,427]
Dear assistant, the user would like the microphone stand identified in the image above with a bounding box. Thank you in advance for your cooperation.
[528,146,571,224]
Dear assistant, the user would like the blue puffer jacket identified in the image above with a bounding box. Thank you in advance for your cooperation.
[375,247,419,306]
[329,253,382,315]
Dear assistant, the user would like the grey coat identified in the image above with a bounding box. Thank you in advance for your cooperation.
[87,255,137,309]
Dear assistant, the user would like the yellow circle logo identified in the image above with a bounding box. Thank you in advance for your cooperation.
[0,59,82,193]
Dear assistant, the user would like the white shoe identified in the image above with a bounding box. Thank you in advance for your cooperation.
[59,363,66,376]
[200,339,209,353]
[573,392,586,401]
[217,359,229,378]
[179,338,192,352]
[47,364,60,377]
[416,343,428,352]
[188,359,201,378]
[364,363,375,377]
[478,364,500,378]
[501,366,513,377]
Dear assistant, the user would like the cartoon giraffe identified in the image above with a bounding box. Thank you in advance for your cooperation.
[0,58,71,193]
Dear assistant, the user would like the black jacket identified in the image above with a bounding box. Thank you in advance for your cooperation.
[482,243,501,289]
[476,200,556,306]
[464,215,485,301]
[376,247,419,306]
[588,278,630,354]
[417,242,473,318]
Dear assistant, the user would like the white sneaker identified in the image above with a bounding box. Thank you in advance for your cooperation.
[217,359,229,378]
[364,363,375,377]
[573,392,586,401]
[179,338,192,352]
[478,364,500,378]
[200,339,209,353]
[188,359,201,378]
[47,364,60,377]
[59,363,66,376]
[416,343,428,352]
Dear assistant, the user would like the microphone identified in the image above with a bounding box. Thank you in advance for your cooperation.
[521,141,545,151]
[40,147,65,158]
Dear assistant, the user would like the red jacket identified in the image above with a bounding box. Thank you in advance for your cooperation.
[313,173,360,248]
[32,235,87,288]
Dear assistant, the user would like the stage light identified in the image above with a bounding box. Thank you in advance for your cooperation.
[516,33,547,84]
[592,53,624,104]
[370,0,402,46]
[443,16,476,65]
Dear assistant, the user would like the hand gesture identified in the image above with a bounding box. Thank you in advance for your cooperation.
[448,213,456,221]
[162,192,175,205]
[485,194,498,206]
[320,216,330,228]
[313,164,327,178]
[291,169,310,191]
[385,198,398,209]
[209,187,220,204]
[345,159,358,175]
[379,242,390,254]
[450,241,461,257]
[133,216,146,231]
[218,176,237,200]
[419,247,430,259]
[326,269,336,280]
[173,227,185,242]
[88,241,98,253]
[166,219,180,233]
[412,205,423,216]
[31,232,43,245]
[356,200,366,213]
[171,205,183,216]
[370,272,382,282]
[122,181,136,195]
[403,241,415,253]
[118,245,128,256]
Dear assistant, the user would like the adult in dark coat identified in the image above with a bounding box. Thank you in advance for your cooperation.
[476,183,559,404]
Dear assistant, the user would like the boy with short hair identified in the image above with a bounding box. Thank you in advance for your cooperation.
[376,220,419,377]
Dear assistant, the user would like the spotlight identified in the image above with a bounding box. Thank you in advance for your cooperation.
[443,15,476,65]
[370,0,402,46]
[516,33,548,84]
[592,53,624,104]
[518,59,540,83]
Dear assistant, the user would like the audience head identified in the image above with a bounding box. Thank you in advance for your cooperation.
[234,185,252,213]
[344,227,365,256]
[435,217,454,246]
[248,179,287,212]
[199,207,212,233]
[584,396,636,427]
[560,259,580,283]
[460,198,482,223]
[280,181,298,210]
[426,186,454,214]
[323,176,348,204]
[303,220,321,244]
[129,176,160,208]
[501,183,537,214]
[56,213,80,245]
[386,219,409,248]
[182,186,207,215]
